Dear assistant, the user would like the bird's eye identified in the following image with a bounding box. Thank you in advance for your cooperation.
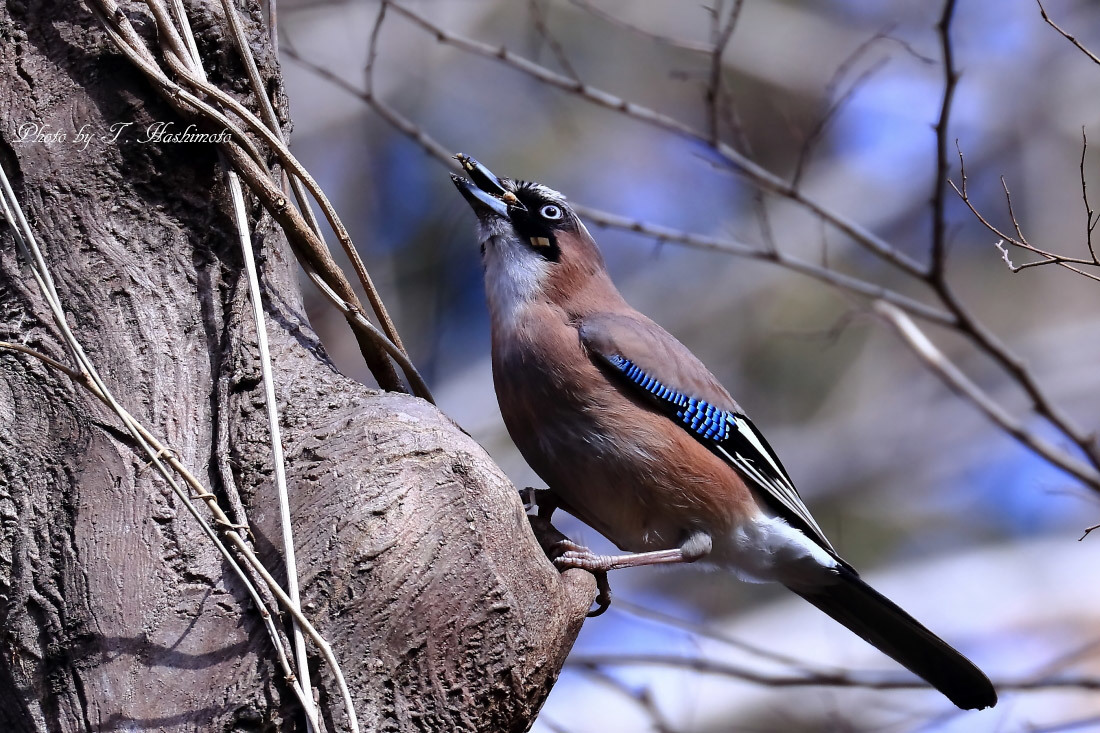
[540,204,563,220]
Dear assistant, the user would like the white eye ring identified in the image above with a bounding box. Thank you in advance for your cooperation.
[540,204,563,220]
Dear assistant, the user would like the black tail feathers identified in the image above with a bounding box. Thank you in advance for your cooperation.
[791,567,996,711]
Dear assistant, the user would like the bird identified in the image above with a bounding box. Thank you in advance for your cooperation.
[450,153,997,712]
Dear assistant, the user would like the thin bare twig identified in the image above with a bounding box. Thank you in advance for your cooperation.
[569,652,1100,693]
[930,0,960,278]
[612,598,839,674]
[956,5,1100,280]
[578,666,678,733]
[874,301,1100,489]
[1030,714,1100,733]
[792,51,888,191]
[951,146,1100,282]
[1030,637,1100,678]
[363,0,387,98]
[228,170,316,726]
[385,1,929,279]
[1081,128,1098,263]
[287,40,958,328]
[564,0,712,53]
[791,24,929,191]
[266,0,278,49]
[704,0,743,145]
[1037,0,1100,66]
[538,716,576,733]
[528,0,579,81]
[883,34,939,66]
[356,2,1100,487]
[1002,176,1026,242]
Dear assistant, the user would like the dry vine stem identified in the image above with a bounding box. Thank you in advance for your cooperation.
[89,0,435,402]
[0,162,346,730]
[229,169,317,726]
[137,0,317,715]
[3,0,451,726]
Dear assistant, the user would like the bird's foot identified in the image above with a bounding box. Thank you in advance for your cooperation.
[544,540,610,616]
[551,540,612,571]
[525,516,613,617]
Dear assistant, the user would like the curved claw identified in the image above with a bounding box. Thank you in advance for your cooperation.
[587,572,612,617]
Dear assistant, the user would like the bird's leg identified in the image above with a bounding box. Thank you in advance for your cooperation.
[519,487,559,520]
[537,490,559,521]
[552,530,713,572]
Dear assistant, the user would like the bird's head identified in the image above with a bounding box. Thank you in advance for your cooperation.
[451,154,614,321]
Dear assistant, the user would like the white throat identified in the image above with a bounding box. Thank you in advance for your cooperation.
[480,231,549,332]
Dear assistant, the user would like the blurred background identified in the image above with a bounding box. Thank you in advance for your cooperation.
[277,1,1100,730]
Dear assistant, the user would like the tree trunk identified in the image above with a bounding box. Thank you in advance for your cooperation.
[0,1,594,730]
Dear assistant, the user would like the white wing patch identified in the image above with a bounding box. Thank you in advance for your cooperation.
[733,415,785,478]
[716,418,835,554]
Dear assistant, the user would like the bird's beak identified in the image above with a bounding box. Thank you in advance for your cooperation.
[451,153,524,219]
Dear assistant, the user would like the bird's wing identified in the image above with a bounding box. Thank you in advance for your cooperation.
[579,312,836,554]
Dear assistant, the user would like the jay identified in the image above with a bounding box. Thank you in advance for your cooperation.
[451,154,996,711]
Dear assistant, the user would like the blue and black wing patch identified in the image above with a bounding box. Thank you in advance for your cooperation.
[603,353,834,553]
[611,355,733,441]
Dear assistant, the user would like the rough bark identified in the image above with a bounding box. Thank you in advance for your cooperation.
[0,1,595,731]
